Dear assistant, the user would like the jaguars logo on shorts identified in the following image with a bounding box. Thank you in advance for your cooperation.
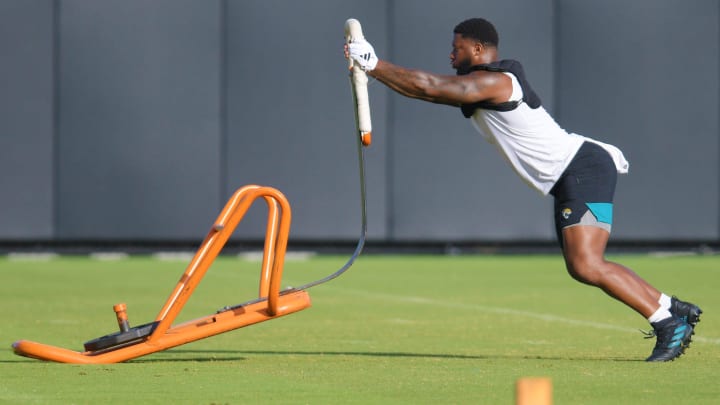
[561,208,572,220]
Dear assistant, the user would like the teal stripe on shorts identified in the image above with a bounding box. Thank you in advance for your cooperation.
[585,202,613,224]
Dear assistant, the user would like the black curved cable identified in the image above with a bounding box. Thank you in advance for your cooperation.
[292,75,369,291]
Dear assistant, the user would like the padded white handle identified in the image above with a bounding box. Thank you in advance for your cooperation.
[345,18,372,146]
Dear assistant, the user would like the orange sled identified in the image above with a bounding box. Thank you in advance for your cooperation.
[13,44,371,363]
[12,185,312,363]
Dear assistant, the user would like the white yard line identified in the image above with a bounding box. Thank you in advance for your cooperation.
[153,251,197,261]
[237,250,316,261]
[5,252,59,261]
[90,252,129,261]
[333,287,720,345]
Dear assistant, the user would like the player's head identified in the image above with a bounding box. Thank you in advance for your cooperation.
[453,18,499,48]
[451,18,499,71]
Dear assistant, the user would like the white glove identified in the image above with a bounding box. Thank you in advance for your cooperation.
[348,39,378,72]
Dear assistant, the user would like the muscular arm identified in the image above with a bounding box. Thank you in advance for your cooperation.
[368,59,511,107]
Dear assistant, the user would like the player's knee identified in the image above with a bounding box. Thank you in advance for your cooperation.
[564,254,604,285]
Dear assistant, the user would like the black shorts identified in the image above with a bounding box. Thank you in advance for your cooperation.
[549,142,617,247]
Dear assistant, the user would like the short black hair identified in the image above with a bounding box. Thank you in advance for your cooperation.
[453,18,499,48]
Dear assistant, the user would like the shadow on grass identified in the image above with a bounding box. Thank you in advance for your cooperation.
[2,349,640,364]
[131,349,641,363]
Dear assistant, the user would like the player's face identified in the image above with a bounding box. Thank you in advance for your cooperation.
[450,34,476,70]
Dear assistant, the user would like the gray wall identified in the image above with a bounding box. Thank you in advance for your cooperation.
[57,0,222,240]
[1,0,718,244]
[557,0,719,240]
[0,0,54,239]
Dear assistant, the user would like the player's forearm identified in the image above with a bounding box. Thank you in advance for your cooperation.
[369,60,458,105]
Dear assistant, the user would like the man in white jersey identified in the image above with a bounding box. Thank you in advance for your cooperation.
[345,17,701,362]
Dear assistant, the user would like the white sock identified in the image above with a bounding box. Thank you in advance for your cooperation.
[658,293,672,310]
[648,306,672,324]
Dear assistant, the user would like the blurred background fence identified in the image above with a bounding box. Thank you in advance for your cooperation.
[1,0,718,251]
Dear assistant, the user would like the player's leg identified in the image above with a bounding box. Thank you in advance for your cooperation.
[561,225,660,317]
[551,142,696,361]
[560,223,695,362]
[551,142,658,315]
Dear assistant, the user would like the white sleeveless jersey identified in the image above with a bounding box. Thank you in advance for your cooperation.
[469,72,629,195]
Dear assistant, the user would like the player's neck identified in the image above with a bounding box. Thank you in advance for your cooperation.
[474,49,498,65]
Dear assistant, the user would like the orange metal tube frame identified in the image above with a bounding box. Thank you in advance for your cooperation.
[12,185,311,363]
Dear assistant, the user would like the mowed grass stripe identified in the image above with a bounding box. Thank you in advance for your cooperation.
[330,286,720,345]
[1,254,718,404]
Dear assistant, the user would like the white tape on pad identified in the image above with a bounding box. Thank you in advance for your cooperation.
[345,18,372,146]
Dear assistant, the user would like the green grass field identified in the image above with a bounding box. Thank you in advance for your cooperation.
[1,253,718,404]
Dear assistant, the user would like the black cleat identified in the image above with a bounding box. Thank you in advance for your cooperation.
[670,296,702,327]
[645,316,694,362]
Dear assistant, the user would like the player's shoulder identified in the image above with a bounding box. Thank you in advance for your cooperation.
[464,69,512,87]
